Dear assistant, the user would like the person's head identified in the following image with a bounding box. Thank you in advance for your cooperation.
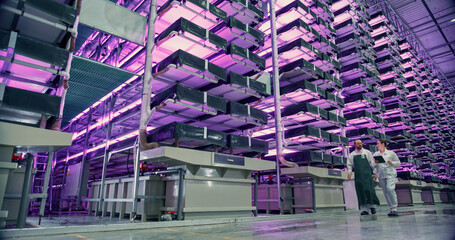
[376,139,389,152]
[354,139,363,150]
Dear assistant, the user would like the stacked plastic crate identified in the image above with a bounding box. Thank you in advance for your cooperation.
[0,0,85,214]
[397,38,427,148]
[417,78,453,184]
[55,0,274,198]
[394,37,452,184]
[405,54,441,183]
[0,1,77,127]
[250,0,347,214]
[255,0,347,168]
[363,11,422,180]
[428,81,455,184]
[332,0,386,152]
[439,91,455,185]
[137,0,272,157]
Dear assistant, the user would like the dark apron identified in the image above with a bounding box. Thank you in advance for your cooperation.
[354,154,380,207]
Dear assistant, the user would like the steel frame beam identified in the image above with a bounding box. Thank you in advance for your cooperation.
[420,0,455,58]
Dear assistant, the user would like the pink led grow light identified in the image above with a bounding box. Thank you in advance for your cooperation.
[264,148,298,157]
[66,126,156,161]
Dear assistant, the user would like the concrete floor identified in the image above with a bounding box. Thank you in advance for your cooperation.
[1,205,455,240]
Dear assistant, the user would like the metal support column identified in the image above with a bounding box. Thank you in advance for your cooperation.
[139,0,157,131]
[130,141,141,222]
[176,168,184,221]
[17,154,35,228]
[253,174,258,217]
[52,0,80,130]
[48,161,54,214]
[77,108,92,208]
[59,150,70,215]
[132,0,157,222]
[96,152,111,217]
[96,95,116,217]
[311,178,316,212]
[38,151,54,225]
[269,0,284,214]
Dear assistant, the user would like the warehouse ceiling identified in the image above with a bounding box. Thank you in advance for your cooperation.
[387,0,455,87]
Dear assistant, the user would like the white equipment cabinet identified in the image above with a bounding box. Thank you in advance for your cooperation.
[141,147,275,220]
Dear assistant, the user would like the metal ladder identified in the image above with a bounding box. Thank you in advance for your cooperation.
[28,154,50,215]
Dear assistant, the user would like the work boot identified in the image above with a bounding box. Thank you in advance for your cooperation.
[370,208,376,214]
[388,211,398,217]
[361,211,369,215]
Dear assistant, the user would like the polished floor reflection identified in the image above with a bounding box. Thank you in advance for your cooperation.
[2,205,455,240]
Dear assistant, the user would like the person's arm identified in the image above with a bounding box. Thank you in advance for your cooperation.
[347,153,353,173]
[347,153,353,179]
[387,151,401,168]
[366,151,378,180]
[366,150,376,173]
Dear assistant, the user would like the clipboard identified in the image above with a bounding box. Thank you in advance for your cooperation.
[374,156,386,163]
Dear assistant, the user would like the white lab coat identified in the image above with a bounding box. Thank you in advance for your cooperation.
[373,150,401,179]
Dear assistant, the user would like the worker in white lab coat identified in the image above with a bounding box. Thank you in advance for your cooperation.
[373,139,401,217]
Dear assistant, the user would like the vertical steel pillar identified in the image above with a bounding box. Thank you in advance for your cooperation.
[131,141,141,221]
[269,0,284,214]
[132,0,157,221]
[176,168,184,220]
[77,108,92,208]
[38,151,54,221]
[59,150,70,215]
[49,165,53,214]
[139,0,157,131]
[17,154,35,228]
[253,174,258,217]
[97,95,116,217]
[55,0,81,130]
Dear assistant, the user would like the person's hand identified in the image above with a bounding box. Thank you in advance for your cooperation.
[373,174,377,181]
[387,160,393,165]
[347,173,351,180]
[374,160,379,163]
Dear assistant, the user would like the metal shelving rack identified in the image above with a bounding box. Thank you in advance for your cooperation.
[40,0,455,218]
[0,0,80,228]
[255,0,346,163]
[252,0,348,214]
[52,0,273,218]
[367,10,422,183]
[333,0,386,153]
[366,1,455,189]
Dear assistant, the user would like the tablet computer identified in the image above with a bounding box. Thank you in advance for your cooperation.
[374,156,386,163]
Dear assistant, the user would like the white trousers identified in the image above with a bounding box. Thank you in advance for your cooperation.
[379,177,398,209]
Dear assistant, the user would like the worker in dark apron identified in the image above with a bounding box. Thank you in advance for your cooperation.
[347,139,380,215]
